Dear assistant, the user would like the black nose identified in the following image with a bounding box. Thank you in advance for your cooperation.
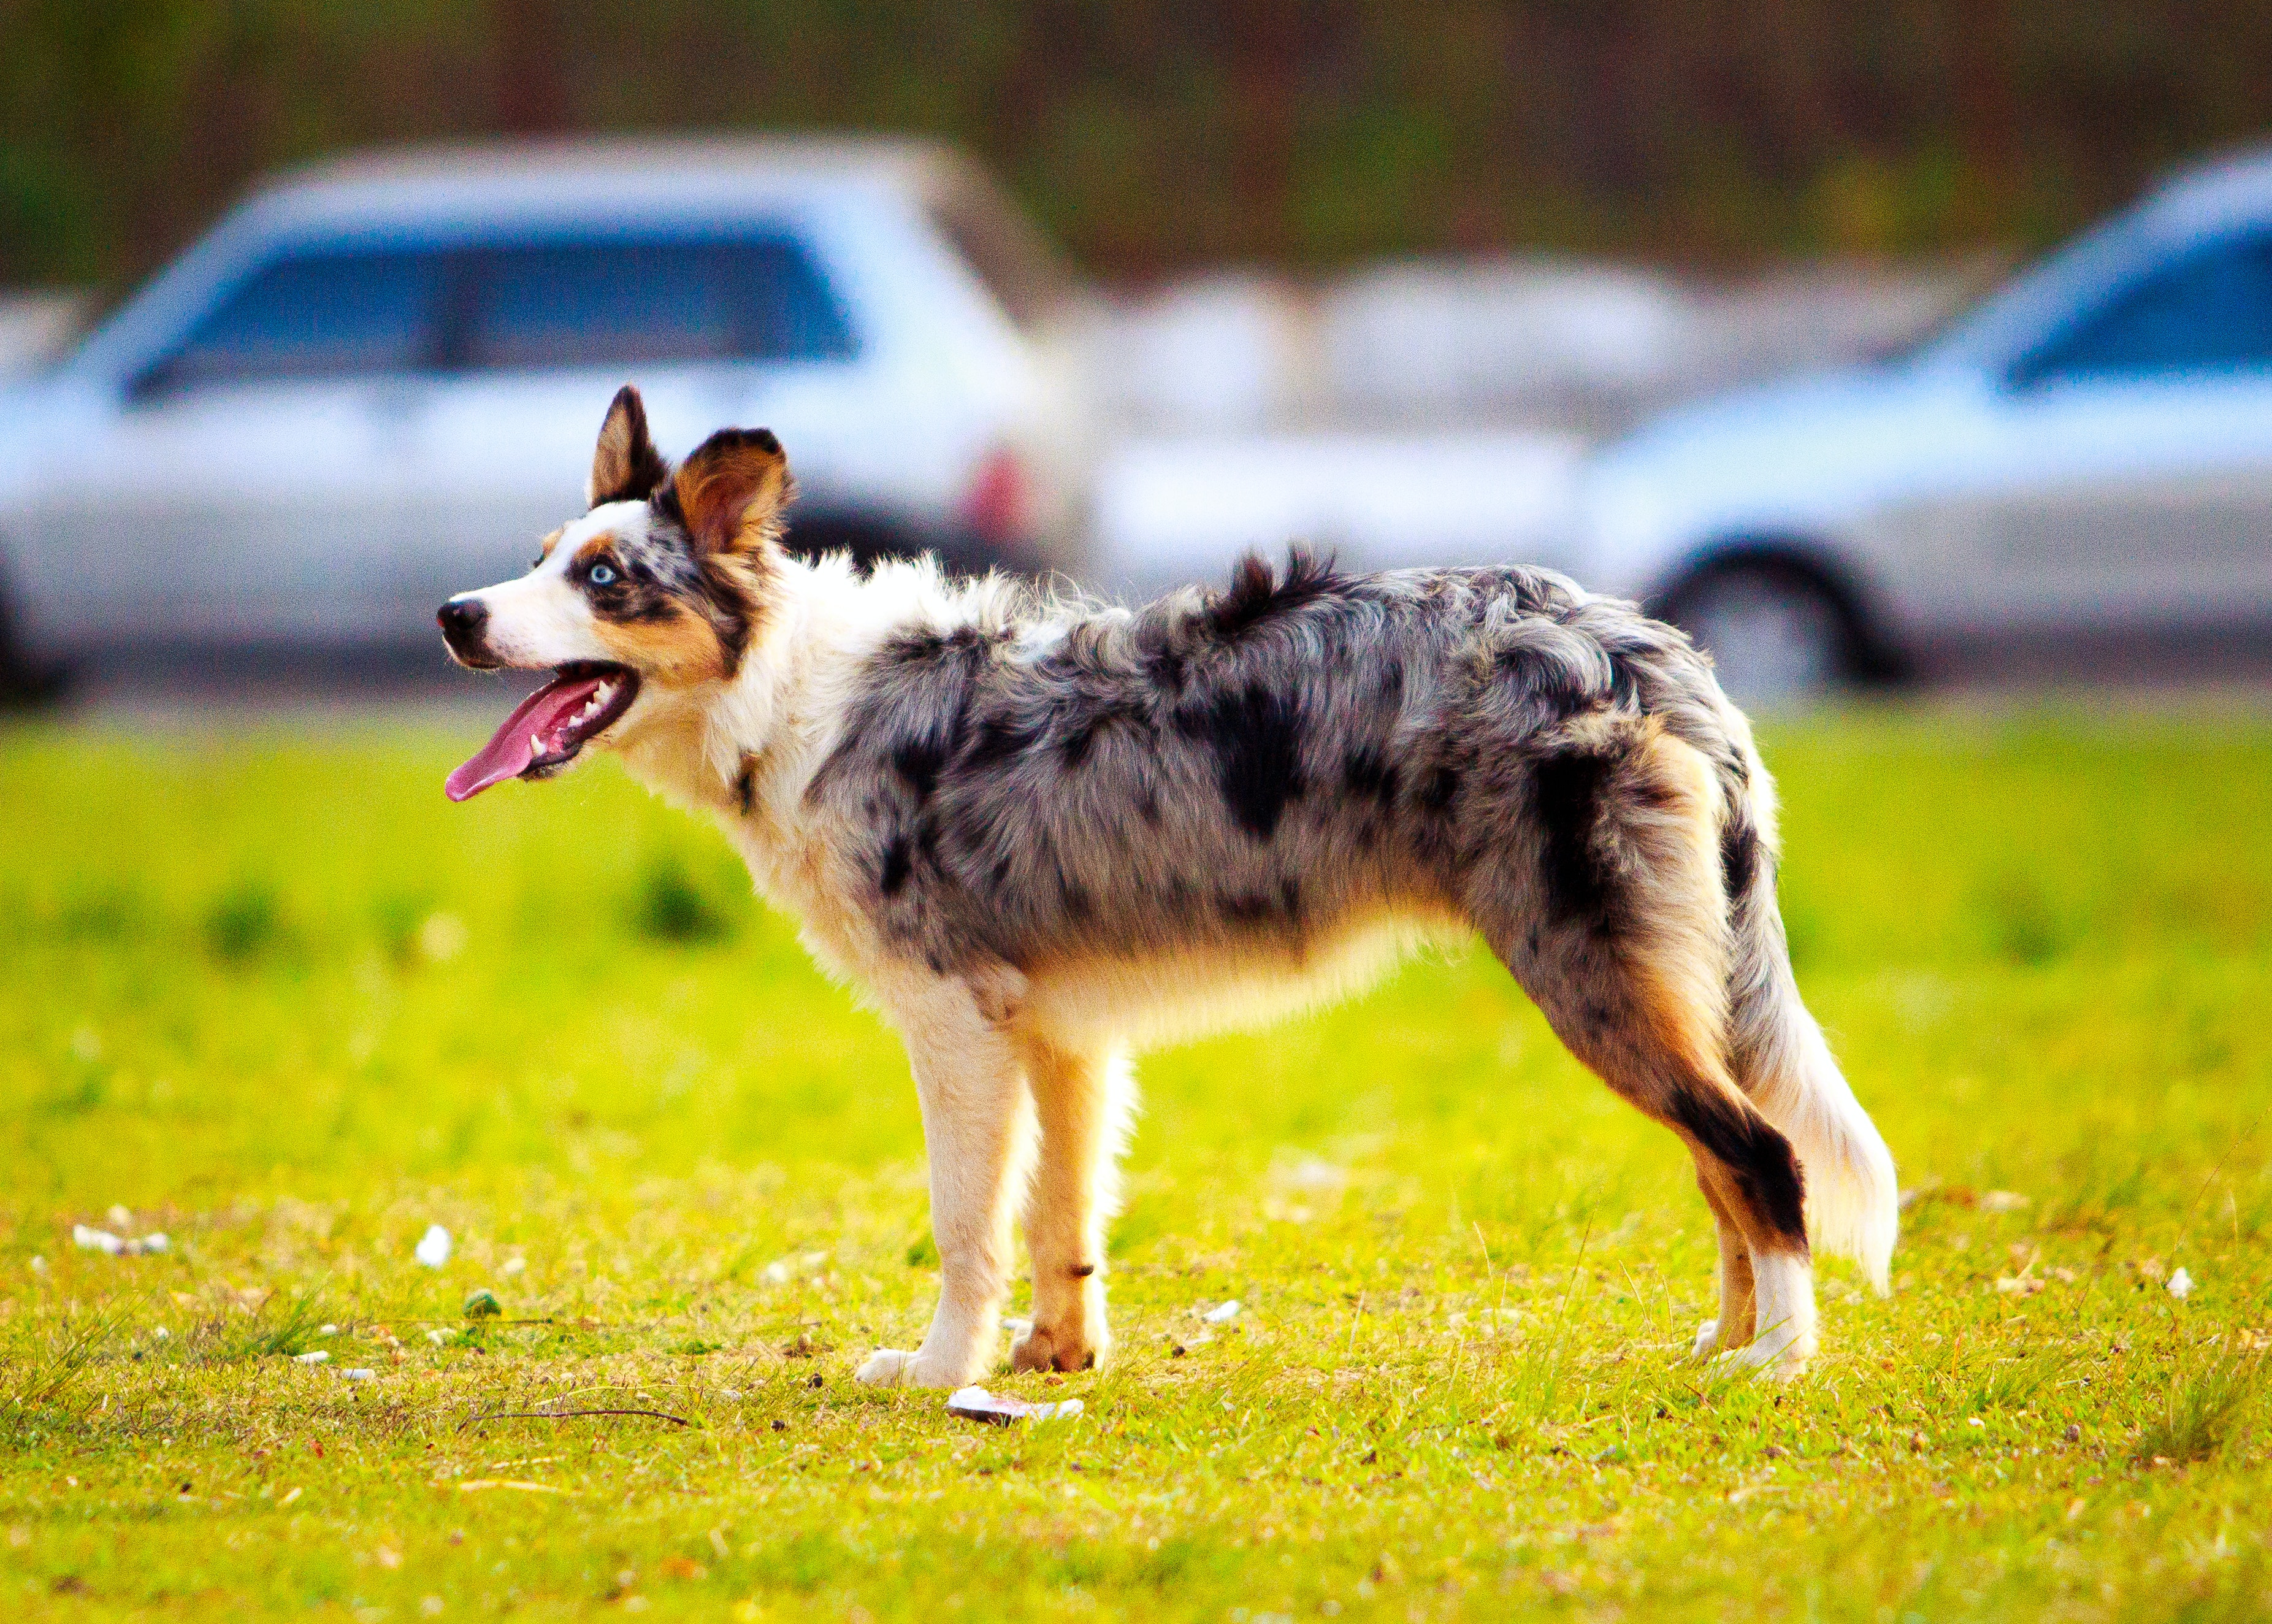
[437,596,494,663]
[437,596,488,643]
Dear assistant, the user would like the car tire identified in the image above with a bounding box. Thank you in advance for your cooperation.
[0,556,68,708]
[1660,559,1861,705]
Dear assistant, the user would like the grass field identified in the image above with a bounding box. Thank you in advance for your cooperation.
[4,699,2271,1621]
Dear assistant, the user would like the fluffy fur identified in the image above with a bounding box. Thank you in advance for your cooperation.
[438,388,1898,1386]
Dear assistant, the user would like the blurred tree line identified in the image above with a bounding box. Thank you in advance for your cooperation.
[4,0,2270,289]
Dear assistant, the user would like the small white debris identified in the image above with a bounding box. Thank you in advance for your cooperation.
[151,1327,170,1340]
[1203,1299,1243,1325]
[107,1204,134,1228]
[718,1388,743,1400]
[760,1260,791,1285]
[801,1251,829,1266]
[1967,1417,1986,1428]
[418,913,468,964]
[946,1385,1085,1426]
[340,1368,377,1382]
[318,1323,339,1336]
[74,1225,125,1255]
[2168,1267,2194,1301]
[414,1225,453,1268]
[1979,1190,2032,1214]
[1282,1158,1348,1193]
[134,1233,168,1254]
[294,1350,331,1365]
[27,1255,44,1274]
[426,1328,457,1346]
[501,1257,526,1276]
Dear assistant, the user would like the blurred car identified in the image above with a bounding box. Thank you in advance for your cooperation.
[0,136,1098,686]
[1577,147,2272,697]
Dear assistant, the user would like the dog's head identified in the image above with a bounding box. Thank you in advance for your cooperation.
[438,386,792,800]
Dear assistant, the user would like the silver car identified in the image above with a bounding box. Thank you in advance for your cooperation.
[1578,147,2272,697]
[0,137,1098,688]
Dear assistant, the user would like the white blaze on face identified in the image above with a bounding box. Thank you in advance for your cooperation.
[462,502,650,670]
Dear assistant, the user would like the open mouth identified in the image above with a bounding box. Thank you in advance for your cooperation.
[446,661,640,802]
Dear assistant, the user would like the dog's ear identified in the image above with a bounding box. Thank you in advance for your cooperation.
[588,385,670,508]
[668,427,793,554]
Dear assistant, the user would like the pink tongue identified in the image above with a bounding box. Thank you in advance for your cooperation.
[445,673,606,802]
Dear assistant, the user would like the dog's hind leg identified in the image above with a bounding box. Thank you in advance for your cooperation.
[1475,722,1816,1376]
[1012,1041,1133,1373]
[857,971,1036,1390]
[1691,1174,1757,1360]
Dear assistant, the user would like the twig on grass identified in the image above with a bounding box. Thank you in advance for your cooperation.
[461,1407,692,1430]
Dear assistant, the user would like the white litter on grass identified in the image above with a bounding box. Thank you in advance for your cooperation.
[318,1323,338,1336]
[1979,1191,2032,1214]
[426,1328,457,1346]
[294,1350,330,1365]
[152,1327,169,1340]
[73,1225,123,1254]
[340,1368,377,1382]
[28,1255,45,1274]
[946,1386,1085,1426]
[761,1260,792,1285]
[137,1233,168,1253]
[1203,1299,1244,1325]
[502,1257,526,1276]
[414,1225,453,1268]
[2168,1267,2195,1301]
[107,1204,133,1228]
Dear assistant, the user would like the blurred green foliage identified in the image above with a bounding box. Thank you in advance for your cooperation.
[5,1,2272,291]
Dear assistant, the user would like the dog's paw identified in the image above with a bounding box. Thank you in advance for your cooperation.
[1009,1322,1102,1374]
[855,1349,924,1387]
[1688,1318,1721,1362]
[1707,1331,1814,1382]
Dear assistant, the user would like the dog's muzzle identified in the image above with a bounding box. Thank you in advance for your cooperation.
[438,596,499,668]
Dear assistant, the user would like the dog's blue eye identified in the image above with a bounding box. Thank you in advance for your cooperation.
[588,564,617,586]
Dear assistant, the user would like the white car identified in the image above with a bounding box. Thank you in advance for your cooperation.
[1577,148,2272,697]
[0,137,1098,689]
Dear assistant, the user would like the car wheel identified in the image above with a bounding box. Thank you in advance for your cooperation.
[1662,561,1856,705]
[0,558,67,708]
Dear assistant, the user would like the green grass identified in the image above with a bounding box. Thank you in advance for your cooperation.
[4,700,2272,1621]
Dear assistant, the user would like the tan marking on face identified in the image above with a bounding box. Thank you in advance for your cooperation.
[537,527,565,562]
[591,607,732,686]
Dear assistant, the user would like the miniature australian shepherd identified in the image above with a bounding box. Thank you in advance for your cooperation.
[438,386,1897,1386]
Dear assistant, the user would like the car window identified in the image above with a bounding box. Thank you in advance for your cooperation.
[458,237,855,370]
[139,248,444,395]
[2018,234,2272,385]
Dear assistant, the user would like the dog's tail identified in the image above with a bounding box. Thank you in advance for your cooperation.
[1719,756,1899,1292]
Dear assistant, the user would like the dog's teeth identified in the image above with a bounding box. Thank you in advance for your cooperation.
[530,732,545,759]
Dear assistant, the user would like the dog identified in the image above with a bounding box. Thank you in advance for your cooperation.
[437,385,1898,1386]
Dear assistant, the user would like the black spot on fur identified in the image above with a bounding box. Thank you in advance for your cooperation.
[1669,1089,1809,1248]
[1204,546,1343,640]
[1534,749,1617,929]
[1721,816,1761,904]
[1136,786,1161,825]
[1278,877,1302,919]
[1342,746,1401,810]
[1063,881,1092,919]
[1069,1263,1096,1279]
[735,759,757,817]
[963,711,1045,772]
[1219,892,1273,923]
[879,837,912,897]
[1175,682,1306,840]
[1415,764,1461,816]
[893,738,951,805]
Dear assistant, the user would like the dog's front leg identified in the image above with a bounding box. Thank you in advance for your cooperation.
[856,975,1033,1389]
